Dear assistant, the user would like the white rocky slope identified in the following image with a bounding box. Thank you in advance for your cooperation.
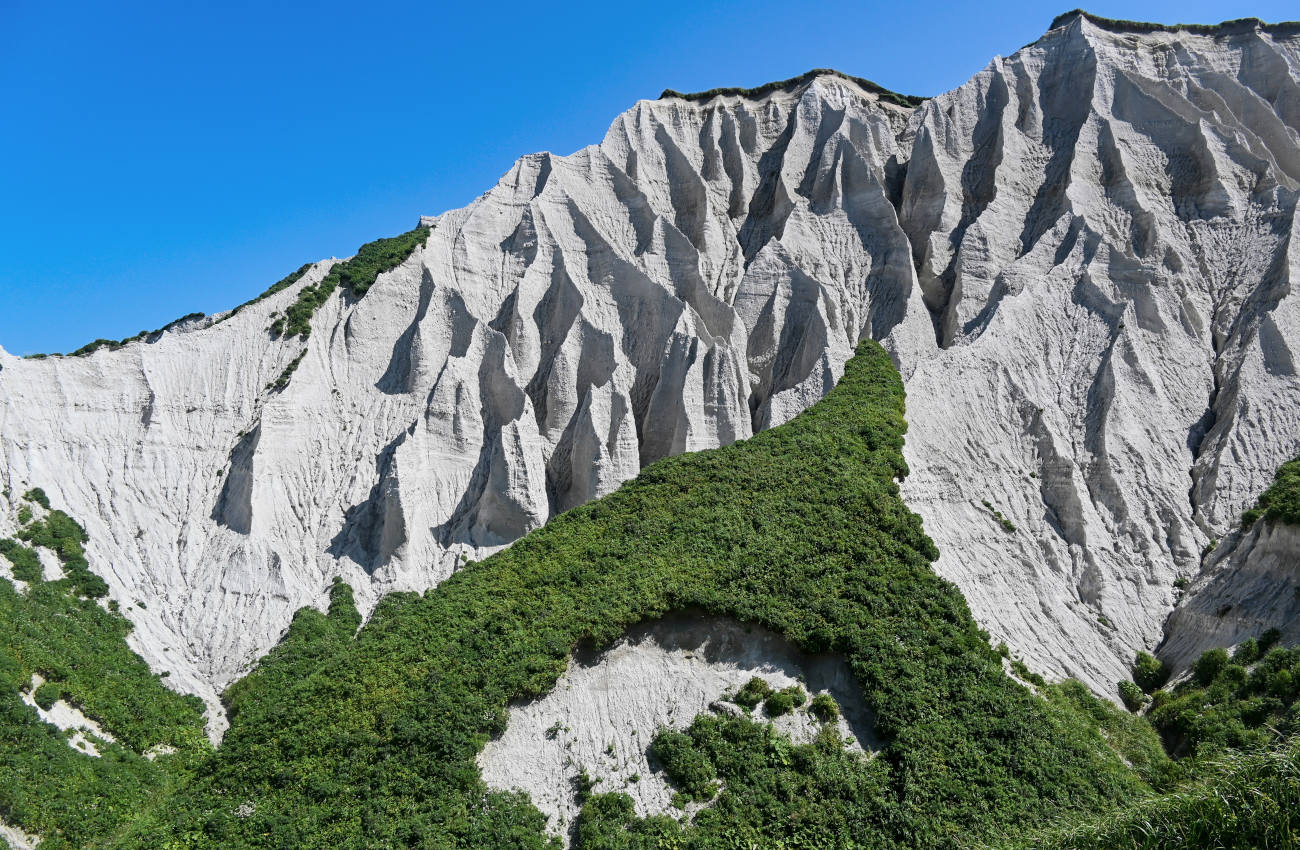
[0,11,1298,733]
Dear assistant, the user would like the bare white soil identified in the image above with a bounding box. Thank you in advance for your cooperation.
[479,614,875,843]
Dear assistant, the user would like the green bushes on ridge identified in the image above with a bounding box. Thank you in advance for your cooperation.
[274,224,430,338]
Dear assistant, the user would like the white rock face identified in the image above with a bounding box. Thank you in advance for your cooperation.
[1161,518,1300,669]
[0,12,1298,734]
[897,14,1300,692]
[478,615,874,843]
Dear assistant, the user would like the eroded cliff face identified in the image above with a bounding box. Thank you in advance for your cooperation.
[0,12,1297,730]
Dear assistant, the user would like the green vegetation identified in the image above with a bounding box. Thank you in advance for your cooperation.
[16,505,107,598]
[0,538,42,583]
[1243,455,1300,528]
[23,488,50,509]
[123,341,1158,849]
[731,676,772,710]
[809,693,839,723]
[660,68,926,109]
[1133,650,1170,693]
[62,312,207,358]
[0,500,210,847]
[1119,680,1148,712]
[274,224,430,338]
[763,684,806,717]
[268,351,306,392]
[220,263,314,323]
[1151,643,1300,757]
[981,499,1016,532]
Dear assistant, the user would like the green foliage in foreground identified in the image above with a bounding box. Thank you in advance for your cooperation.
[988,742,1300,850]
[1151,642,1300,758]
[130,341,1149,849]
[1242,455,1300,528]
[0,501,210,847]
[273,224,430,338]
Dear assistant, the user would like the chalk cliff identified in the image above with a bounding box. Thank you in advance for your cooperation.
[1,11,1297,730]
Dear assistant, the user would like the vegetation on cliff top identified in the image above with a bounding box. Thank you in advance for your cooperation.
[660,68,925,109]
[271,224,430,338]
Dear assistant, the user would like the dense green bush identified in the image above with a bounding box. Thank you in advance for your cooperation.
[17,507,107,598]
[23,488,50,510]
[1242,455,1300,528]
[989,742,1300,850]
[732,677,772,710]
[0,539,43,583]
[651,730,718,802]
[764,685,806,716]
[1134,650,1171,693]
[809,693,839,722]
[33,680,63,710]
[1150,644,1300,758]
[127,342,1154,850]
[277,225,430,338]
[1195,648,1230,686]
[1119,680,1148,712]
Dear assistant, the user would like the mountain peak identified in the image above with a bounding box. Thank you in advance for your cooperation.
[658,67,925,109]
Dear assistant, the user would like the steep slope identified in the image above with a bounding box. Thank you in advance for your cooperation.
[124,341,1156,850]
[0,72,933,730]
[896,10,1300,692]
[1,10,1299,732]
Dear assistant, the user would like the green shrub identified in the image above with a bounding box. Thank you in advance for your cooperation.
[733,676,773,710]
[33,680,63,710]
[118,342,1157,849]
[765,684,806,716]
[22,488,50,510]
[1242,455,1300,528]
[1134,651,1170,693]
[278,225,430,338]
[1118,680,1148,712]
[0,539,43,583]
[1195,648,1230,686]
[764,690,796,717]
[809,693,840,722]
[0,501,209,845]
[1235,638,1261,665]
[651,730,717,801]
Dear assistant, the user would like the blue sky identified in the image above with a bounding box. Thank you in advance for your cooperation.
[1,0,1294,354]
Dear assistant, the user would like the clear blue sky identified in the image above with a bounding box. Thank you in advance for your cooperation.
[1,0,1294,354]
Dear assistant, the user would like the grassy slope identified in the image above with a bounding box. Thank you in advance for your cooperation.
[0,495,210,848]
[128,341,1149,849]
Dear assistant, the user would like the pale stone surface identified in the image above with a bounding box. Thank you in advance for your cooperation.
[0,13,1297,739]
[478,615,874,841]
[0,819,38,850]
[20,673,117,757]
[1161,518,1300,670]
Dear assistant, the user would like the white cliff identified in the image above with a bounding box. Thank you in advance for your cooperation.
[1,12,1299,733]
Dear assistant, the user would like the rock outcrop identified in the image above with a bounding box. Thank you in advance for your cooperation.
[1,11,1298,731]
